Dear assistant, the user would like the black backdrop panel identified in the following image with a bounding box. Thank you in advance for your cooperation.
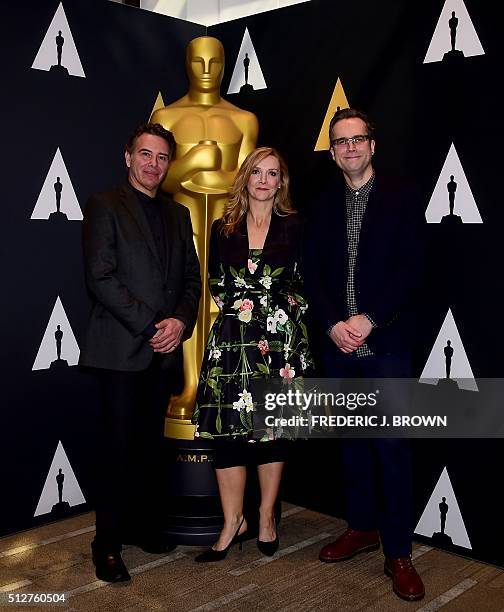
[0,0,203,536]
[1,0,503,569]
[209,0,503,567]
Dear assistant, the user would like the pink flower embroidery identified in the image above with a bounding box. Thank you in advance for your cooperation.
[257,339,269,355]
[240,299,254,311]
[280,363,295,379]
[287,294,298,306]
[247,259,258,274]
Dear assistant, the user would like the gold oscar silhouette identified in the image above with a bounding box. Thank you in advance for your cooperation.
[151,36,258,439]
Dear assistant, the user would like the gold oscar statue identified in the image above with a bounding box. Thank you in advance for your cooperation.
[151,36,258,439]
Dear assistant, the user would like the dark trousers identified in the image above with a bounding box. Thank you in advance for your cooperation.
[93,356,172,552]
[321,351,413,558]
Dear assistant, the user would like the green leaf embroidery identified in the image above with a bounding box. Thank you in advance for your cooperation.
[268,341,283,351]
[240,410,250,429]
[198,432,214,439]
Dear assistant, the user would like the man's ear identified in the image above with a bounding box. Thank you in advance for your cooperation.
[125,150,131,168]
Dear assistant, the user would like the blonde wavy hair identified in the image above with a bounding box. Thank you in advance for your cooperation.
[221,147,296,237]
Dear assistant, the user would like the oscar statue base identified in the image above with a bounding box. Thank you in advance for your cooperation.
[162,427,223,546]
[165,417,196,441]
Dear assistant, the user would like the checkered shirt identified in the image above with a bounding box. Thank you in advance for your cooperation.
[345,173,375,357]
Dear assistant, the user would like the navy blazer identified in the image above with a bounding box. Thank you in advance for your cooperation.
[304,173,426,357]
[80,184,201,377]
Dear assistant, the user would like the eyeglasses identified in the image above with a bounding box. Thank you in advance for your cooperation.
[331,135,370,148]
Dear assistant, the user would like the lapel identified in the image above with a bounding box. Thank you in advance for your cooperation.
[327,176,348,260]
[120,184,164,274]
[160,196,175,279]
[261,209,283,255]
[359,175,384,255]
[227,216,250,268]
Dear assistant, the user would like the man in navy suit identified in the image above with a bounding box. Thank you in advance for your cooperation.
[305,109,425,601]
[81,123,201,582]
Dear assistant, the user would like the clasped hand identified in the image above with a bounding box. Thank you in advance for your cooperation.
[186,140,222,173]
[330,314,373,354]
[149,318,185,353]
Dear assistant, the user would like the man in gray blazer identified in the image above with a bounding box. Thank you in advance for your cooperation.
[80,123,201,582]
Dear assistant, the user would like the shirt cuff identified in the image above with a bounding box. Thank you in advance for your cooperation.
[363,313,378,328]
[326,322,338,336]
[141,319,158,340]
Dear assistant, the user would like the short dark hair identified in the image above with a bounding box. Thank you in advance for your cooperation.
[328,108,375,143]
[125,122,176,162]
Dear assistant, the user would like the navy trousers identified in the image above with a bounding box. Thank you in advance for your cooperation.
[321,352,413,558]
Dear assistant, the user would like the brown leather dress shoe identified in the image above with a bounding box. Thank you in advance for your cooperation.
[92,549,131,583]
[319,528,380,562]
[384,557,425,601]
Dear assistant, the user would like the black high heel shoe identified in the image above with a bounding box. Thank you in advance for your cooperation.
[257,521,279,557]
[195,517,247,563]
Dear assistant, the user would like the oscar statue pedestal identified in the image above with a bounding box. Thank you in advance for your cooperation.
[162,419,223,546]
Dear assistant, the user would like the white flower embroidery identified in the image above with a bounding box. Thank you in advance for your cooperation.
[259,275,272,289]
[194,423,200,437]
[234,277,247,288]
[211,348,222,360]
[241,389,254,412]
[275,309,288,324]
[267,316,277,333]
[300,353,307,370]
[232,299,243,310]
[238,309,252,323]
[260,295,268,307]
[233,389,254,412]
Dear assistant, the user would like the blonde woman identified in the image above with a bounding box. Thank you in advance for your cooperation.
[193,147,313,562]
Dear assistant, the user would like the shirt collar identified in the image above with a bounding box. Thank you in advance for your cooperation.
[127,181,159,205]
[345,171,375,199]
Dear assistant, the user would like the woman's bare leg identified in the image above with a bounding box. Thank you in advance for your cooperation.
[257,461,284,542]
[213,466,248,550]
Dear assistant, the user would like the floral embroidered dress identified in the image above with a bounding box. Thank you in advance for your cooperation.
[192,212,314,441]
